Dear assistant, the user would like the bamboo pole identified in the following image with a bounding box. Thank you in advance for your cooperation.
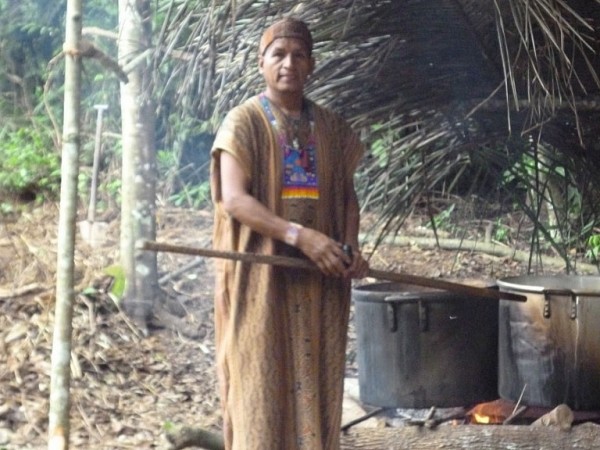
[48,0,83,449]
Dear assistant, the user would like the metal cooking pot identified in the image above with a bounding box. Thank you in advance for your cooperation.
[353,282,498,408]
[497,275,600,410]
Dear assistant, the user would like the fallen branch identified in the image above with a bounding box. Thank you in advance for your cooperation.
[340,422,600,449]
[164,422,600,450]
[0,282,49,299]
[341,407,386,432]
[158,256,205,285]
[364,234,599,273]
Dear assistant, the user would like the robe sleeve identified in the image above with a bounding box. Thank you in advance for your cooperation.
[210,99,266,205]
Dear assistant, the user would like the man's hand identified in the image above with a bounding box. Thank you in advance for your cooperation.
[296,230,369,278]
[296,228,349,277]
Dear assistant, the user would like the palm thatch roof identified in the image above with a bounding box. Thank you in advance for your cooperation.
[155,0,600,268]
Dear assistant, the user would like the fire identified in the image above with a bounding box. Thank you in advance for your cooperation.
[467,399,516,424]
[472,413,491,424]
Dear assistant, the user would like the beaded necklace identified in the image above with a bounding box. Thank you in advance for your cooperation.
[259,93,315,151]
[259,92,319,199]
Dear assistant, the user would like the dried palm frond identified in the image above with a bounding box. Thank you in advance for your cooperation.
[152,0,600,269]
[492,0,600,137]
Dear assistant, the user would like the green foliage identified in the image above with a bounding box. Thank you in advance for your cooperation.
[369,123,396,168]
[586,234,600,263]
[103,264,126,301]
[168,182,211,208]
[502,152,534,184]
[156,116,214,208]
[81,286,98,296]
[163,421,176,432]
[0,0,215,214]
[0,202,15,215]
[0,1,64,114]
[429,204,456,231]
[104,178,122,202]
[0,0,122,138]
[159,142,211,208]
[157,148,178,175]
[502,151,581,219]
[494,219,509,243]
[0,126,60,200]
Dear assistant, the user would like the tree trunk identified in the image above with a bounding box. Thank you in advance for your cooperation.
[48,1,82,448]
[118,0,159,332]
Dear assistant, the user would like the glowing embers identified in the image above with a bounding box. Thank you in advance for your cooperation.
[467,399,522,424]
[467,398,600,426]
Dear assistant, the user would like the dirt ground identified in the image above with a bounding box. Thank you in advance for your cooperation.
[0,203,573,449]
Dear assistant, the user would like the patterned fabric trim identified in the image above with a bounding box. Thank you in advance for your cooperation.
[259,93,320,200]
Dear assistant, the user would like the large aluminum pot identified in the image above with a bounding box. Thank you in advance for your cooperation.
[497,275,600,410]
[353,282,498,408]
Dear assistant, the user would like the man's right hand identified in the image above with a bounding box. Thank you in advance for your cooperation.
[296,228,349,277]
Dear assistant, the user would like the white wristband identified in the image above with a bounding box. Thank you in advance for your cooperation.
[284,222,303,247]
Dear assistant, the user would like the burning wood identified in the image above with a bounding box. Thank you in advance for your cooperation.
[468,399,516,424]
[466,398,587,429]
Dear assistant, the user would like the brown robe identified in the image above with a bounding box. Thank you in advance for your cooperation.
[210,95,364,450]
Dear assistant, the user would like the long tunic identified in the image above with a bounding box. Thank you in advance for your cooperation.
[210,95,364,450]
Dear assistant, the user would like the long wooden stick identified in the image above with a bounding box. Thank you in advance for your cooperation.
[139,240,526,302]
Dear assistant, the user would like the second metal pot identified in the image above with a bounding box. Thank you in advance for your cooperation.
[497,275,600,410]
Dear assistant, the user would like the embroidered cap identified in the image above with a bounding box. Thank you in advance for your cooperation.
[259,18,313,56]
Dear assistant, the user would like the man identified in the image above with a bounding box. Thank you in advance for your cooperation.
[210,17,369,450]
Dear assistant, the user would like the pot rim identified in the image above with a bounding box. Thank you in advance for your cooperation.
[353,284,498,304]
[497,275,600,296]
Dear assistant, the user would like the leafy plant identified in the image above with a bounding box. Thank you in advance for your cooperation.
[104,178,122,203]
[156,125,213,208]
[0,0,64,114]
[103,264,126,302]
[586,234,600,263]
[168,181,211,209]
[494,219,510,243]
[157,148,178,175]
[163,421,176,432]
[429,203,456,232]
[369,123,395,168]
[0,202,14,215]
[0,126,61,201]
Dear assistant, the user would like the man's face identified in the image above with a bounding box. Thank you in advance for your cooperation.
[259,38,315,96]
